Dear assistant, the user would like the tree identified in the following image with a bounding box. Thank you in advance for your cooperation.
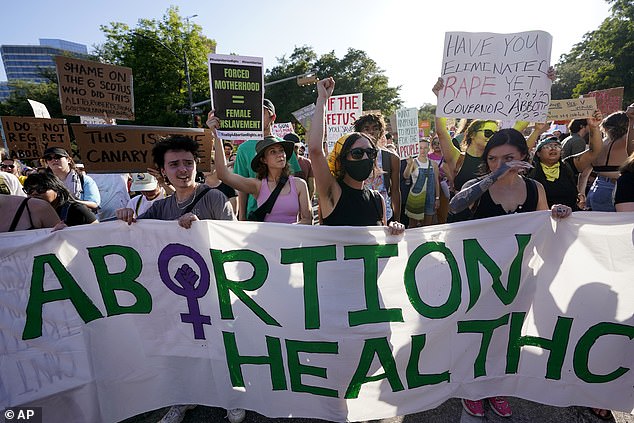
[94,6,217,126]
[418,103,436,133]
[264,46,402,125]
[552,0,634,106]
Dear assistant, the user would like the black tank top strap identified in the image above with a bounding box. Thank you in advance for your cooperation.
[524,177,539,211]
[8,198,30,232]
[593,140,621,172]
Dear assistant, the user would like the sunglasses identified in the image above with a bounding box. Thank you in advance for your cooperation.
[542,143,562,150]
[44,154,64,161]
[478,129,497,138]
[23,186,49,195]
[349,147,378,160]
[1,164,14,169]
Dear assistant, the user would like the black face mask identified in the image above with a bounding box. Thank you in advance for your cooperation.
[344,158,374,181]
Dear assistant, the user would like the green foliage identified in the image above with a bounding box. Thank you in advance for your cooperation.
[418,103,436,132]
[0,80,64,118]
[552,0,634,106]
[264,46,402,125]
[94,6,216,126]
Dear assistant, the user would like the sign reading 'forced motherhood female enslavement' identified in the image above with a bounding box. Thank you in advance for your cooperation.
[208,54,264,141]
[0,213,633,423]
[437,31,553,121]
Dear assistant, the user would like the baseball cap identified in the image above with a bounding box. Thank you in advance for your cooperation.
[42,147,70,158]
[263,98,275,115]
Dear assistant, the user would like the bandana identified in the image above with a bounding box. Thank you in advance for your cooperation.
[327,133,353,177]
[540,161,560,182]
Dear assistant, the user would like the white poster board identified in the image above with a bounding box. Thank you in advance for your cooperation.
[27,99,51,118]
[395,107,419,158]
[272,122,294,139]
[326,93,362,149]
[437,31,553,121]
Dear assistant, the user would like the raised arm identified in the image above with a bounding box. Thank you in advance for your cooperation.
[449,160,533,213]
[526,121,551,151]
[308,78,340,216]
[207,112,260,197]
[572,110,604,172]
[432,78,461,170]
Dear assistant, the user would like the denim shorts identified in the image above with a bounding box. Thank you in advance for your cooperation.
[587,176,616,212]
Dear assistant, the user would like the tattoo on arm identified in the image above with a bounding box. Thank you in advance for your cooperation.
[449,164,509,213]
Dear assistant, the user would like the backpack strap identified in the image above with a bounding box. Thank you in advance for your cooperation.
[181,186,212,216]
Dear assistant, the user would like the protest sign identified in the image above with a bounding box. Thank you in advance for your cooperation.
[80,115,116,125]
[585,87,624,116]
[1,116,71,159]
[291,103,316,131]
[326,93,362,148]
[55,56,134,120]
[437,31,553,121]
[395,108,419,158]
[71,124,212,173]
[418,120,430,138]
[27,99,51,118]
[208,54,263,141]
[272,122,294,139]
[0,213,632,423]
[547,98,597,120]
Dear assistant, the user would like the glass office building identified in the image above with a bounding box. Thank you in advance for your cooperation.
[0,38,88,100]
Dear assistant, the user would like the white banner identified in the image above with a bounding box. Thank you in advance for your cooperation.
[1,213,633,423]
[326,93,362,149]
[395,107,419,158]
[437,31,553,121]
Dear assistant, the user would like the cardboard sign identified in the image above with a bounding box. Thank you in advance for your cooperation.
[326,93,362,149]
[547,98,597,120]
[437,31,553,121]
[272,122,294,139]
[1,116,71,159]
[55,56,134,120]
[208,54,264,140]
[71,124,212,173]
[585,87,624,116]
[395,108,419,158]
[418,120,430,139]
[291,103,316,132]
[27,99,51,118]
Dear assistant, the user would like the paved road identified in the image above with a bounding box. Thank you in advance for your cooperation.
[122,398,633,423]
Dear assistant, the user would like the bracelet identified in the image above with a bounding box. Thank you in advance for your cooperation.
[435,197,440,200]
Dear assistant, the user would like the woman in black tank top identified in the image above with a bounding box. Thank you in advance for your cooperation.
[307,77,404,234]
[449,129,574,221]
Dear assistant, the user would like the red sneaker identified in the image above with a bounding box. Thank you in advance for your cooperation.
[461,399,485,417]
[489,396,512,417]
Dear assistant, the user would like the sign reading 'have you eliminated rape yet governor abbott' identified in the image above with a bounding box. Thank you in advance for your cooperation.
[208,54,264,141]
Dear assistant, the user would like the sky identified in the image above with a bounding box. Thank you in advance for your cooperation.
[0,0,612,108]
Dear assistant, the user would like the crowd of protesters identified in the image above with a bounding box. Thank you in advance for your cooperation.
[1,76,634,423]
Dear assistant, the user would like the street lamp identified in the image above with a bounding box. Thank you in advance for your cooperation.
[263,72,319,88]
[132,31,197,127]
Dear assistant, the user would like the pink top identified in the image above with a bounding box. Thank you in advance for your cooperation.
[257,175,299,224]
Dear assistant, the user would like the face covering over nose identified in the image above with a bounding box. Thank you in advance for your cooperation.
[343,158,374,181]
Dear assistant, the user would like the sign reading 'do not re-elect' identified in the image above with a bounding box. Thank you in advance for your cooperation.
[437,31,553,121]
[55,56,134,120]
[71,124,212,173]
[1,116,71,160]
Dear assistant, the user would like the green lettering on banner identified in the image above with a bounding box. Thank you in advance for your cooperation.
[23,254,103,340]
[286,339,339,398]
[463,234,531,310]
[573,322,634,383]
[210,249,280,326]
[345,337,404,399]
[280,245,337,330]
[404,242,461,319]
[87,246,152,315]
[222,331,287,390]
[344,244,403,326]
[406,334,451,388]
[506,312,572,380]
[458,314,510,377]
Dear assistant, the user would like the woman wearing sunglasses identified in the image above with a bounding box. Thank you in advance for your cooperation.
[41,147,100,213]
[23,172,97,227]
[527,111,603,209]
[307,77,404,233]
[431,73,552,222]
[207,113,312,225]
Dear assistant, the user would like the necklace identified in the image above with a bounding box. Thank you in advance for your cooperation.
[176,184,199,210]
